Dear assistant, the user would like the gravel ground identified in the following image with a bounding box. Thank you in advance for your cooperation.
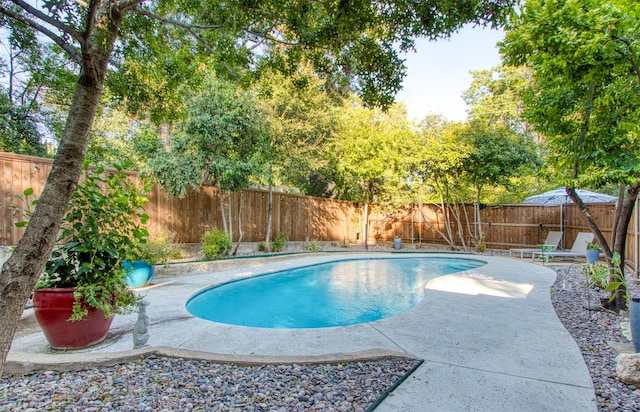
[549,262,640,411]
[0,357,421,411]
[2,256,640,411]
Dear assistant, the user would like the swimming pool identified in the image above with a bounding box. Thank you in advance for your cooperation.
[186,257,485,328]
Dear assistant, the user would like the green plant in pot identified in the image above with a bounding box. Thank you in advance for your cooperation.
[33,162,151,349]
[585,241,601,264]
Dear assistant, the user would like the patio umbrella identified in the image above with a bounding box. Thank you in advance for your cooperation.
[524,187,615,249]
[524,187,616,205]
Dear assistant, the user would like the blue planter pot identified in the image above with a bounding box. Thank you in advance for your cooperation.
[124,260,155,288]
[631,298,640,353]
[394,238,402,250]
[585,248,600,264]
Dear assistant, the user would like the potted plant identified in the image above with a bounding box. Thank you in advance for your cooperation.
[33,162,151,349]
[585,241,601,264]
[125,233,184,288]
[393,236,402,250]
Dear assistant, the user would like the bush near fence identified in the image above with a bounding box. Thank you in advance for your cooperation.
[1,152,635,266]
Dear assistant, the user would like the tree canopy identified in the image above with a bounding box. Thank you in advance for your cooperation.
[500,0,640,310]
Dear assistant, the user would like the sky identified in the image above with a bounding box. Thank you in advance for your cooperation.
[396,25,505,122]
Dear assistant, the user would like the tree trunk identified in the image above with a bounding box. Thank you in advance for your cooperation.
[228,192,233,240]
[475,185,484,242]
[363,202,369,250]
[0,9,122,376]
[232,190,243,255]
[567,184,640,312]
[418,207,457,249]
[265,180,273,251]
[218,184,228,234]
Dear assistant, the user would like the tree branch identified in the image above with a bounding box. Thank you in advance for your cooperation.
[572,80,595,179]
[0,4,82,64]
[133,5,297,48]
[9,0,83,43]
[116,0,146,12]
[133,6,224,30]
[83,0,101,46]
[611,35,640,89]
[566,187,611,257]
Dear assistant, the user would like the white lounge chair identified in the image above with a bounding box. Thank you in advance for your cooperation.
[531,232,595,261]
[509,231,563,259]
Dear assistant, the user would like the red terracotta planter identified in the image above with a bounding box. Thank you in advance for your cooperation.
[33,287,114,349]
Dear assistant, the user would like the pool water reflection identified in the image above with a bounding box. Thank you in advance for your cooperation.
[186,257,485,328]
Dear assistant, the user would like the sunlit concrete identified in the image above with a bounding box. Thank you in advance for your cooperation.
[8,252,596,411]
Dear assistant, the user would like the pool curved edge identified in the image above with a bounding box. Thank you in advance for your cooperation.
[184,254,488,328]
[167,253,560,357]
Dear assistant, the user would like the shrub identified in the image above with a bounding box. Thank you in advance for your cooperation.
[201,228,231,260]
[304,239,323,252]
[271,232,288,253]
[140,233,184,266]
[258,233,289,253]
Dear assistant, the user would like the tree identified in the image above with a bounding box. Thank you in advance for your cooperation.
[255,65,338,249]
[0,16,76,156]
[256,65,338,196]
[463,66,535,138]
[500,0,640,311]
[458,121,537,205]
[150,74,269,253]
[0,0,516,375]
[463,66,547,203]
[412,118,473,250]
[332,100,416,248]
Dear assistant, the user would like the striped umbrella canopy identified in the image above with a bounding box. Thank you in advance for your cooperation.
[524,187,616,206]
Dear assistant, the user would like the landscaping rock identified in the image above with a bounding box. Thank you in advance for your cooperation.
[617,354,640,386]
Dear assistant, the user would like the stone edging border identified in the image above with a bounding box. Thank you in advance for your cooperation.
[4,346,419,376]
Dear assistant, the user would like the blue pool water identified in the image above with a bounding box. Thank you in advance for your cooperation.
[186,257,485,328]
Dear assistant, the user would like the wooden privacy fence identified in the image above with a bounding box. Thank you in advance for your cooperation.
[0,152,361,245]
[2,152,638,266]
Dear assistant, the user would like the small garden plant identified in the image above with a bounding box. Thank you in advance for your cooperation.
[271,233,288,252]
[304,239,323,252]
[582,262,610,290]
[140,233,184,266]
[201,228,232,259]
[258,232,289,253]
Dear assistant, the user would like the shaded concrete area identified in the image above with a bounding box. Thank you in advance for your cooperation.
[8,253,596,411]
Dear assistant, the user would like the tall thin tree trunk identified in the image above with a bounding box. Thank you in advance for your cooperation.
[265,180,273,251]
[228,192,233,240]
[475,186,484,242]
[232,190,243,255]
[218,184,228,234]
[418,207,456,249]
[363,202,369,250]
[450,203,467,252]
